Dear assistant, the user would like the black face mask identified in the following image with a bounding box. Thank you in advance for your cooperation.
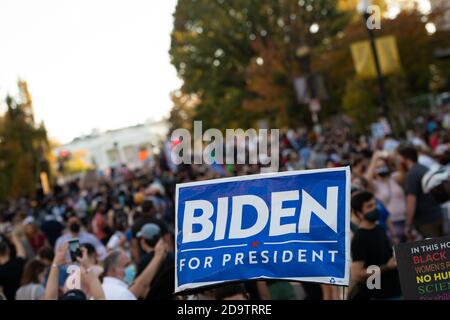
[69,222,81,233]
[364,209,380,223]
[376,166,391,178]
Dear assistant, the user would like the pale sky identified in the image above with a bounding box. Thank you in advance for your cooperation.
[0,0,181,143]
[0,0,432,144]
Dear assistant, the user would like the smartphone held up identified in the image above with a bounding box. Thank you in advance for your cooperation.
[68,238,82,262]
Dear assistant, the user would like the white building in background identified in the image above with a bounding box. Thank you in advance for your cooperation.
[54,120,169,171]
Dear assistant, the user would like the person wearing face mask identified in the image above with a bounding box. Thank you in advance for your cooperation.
[396,144,443,239]
[348,191,401,300]
[350,177,392,236]
[366,151,406,243]
[54,213,107,261]
[101,239,168,300]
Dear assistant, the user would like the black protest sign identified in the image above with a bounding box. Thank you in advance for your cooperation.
[394,236,450,300]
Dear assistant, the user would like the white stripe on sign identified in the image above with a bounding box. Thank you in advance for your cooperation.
[180,244,248,253]
[264,240,338,245]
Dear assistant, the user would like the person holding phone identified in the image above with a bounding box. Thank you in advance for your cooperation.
[54,213,106,261]
[80,243,104,277]
[68,239,82,262]
[44,241,105,300]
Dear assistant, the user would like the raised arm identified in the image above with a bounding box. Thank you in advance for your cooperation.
[365,151,381,182]
[130,238,141,262]
[45,242,68,300]
[78,247,105,300]
[129,239,167,299]
[11,232,26,259]
[82,271,105,300]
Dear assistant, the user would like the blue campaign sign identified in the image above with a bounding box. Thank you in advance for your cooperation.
[175,167,351,293]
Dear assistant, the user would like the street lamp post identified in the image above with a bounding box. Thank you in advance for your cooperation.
[358,0,391,129]
[296,44,320,127]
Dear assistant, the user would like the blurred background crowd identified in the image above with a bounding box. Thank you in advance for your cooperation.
[1,104,450,300]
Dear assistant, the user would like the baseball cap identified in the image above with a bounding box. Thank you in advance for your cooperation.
[137,223,161,240]
[60,289,87,300]
[147,181,165,196]
[422,166,450,193]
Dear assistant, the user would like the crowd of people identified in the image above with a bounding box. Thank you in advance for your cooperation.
[1,106,450,300]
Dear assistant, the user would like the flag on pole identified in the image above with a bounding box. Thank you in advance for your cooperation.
[351,36,401,79]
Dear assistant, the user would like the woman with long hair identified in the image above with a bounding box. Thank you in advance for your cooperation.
[15,259,48,300]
